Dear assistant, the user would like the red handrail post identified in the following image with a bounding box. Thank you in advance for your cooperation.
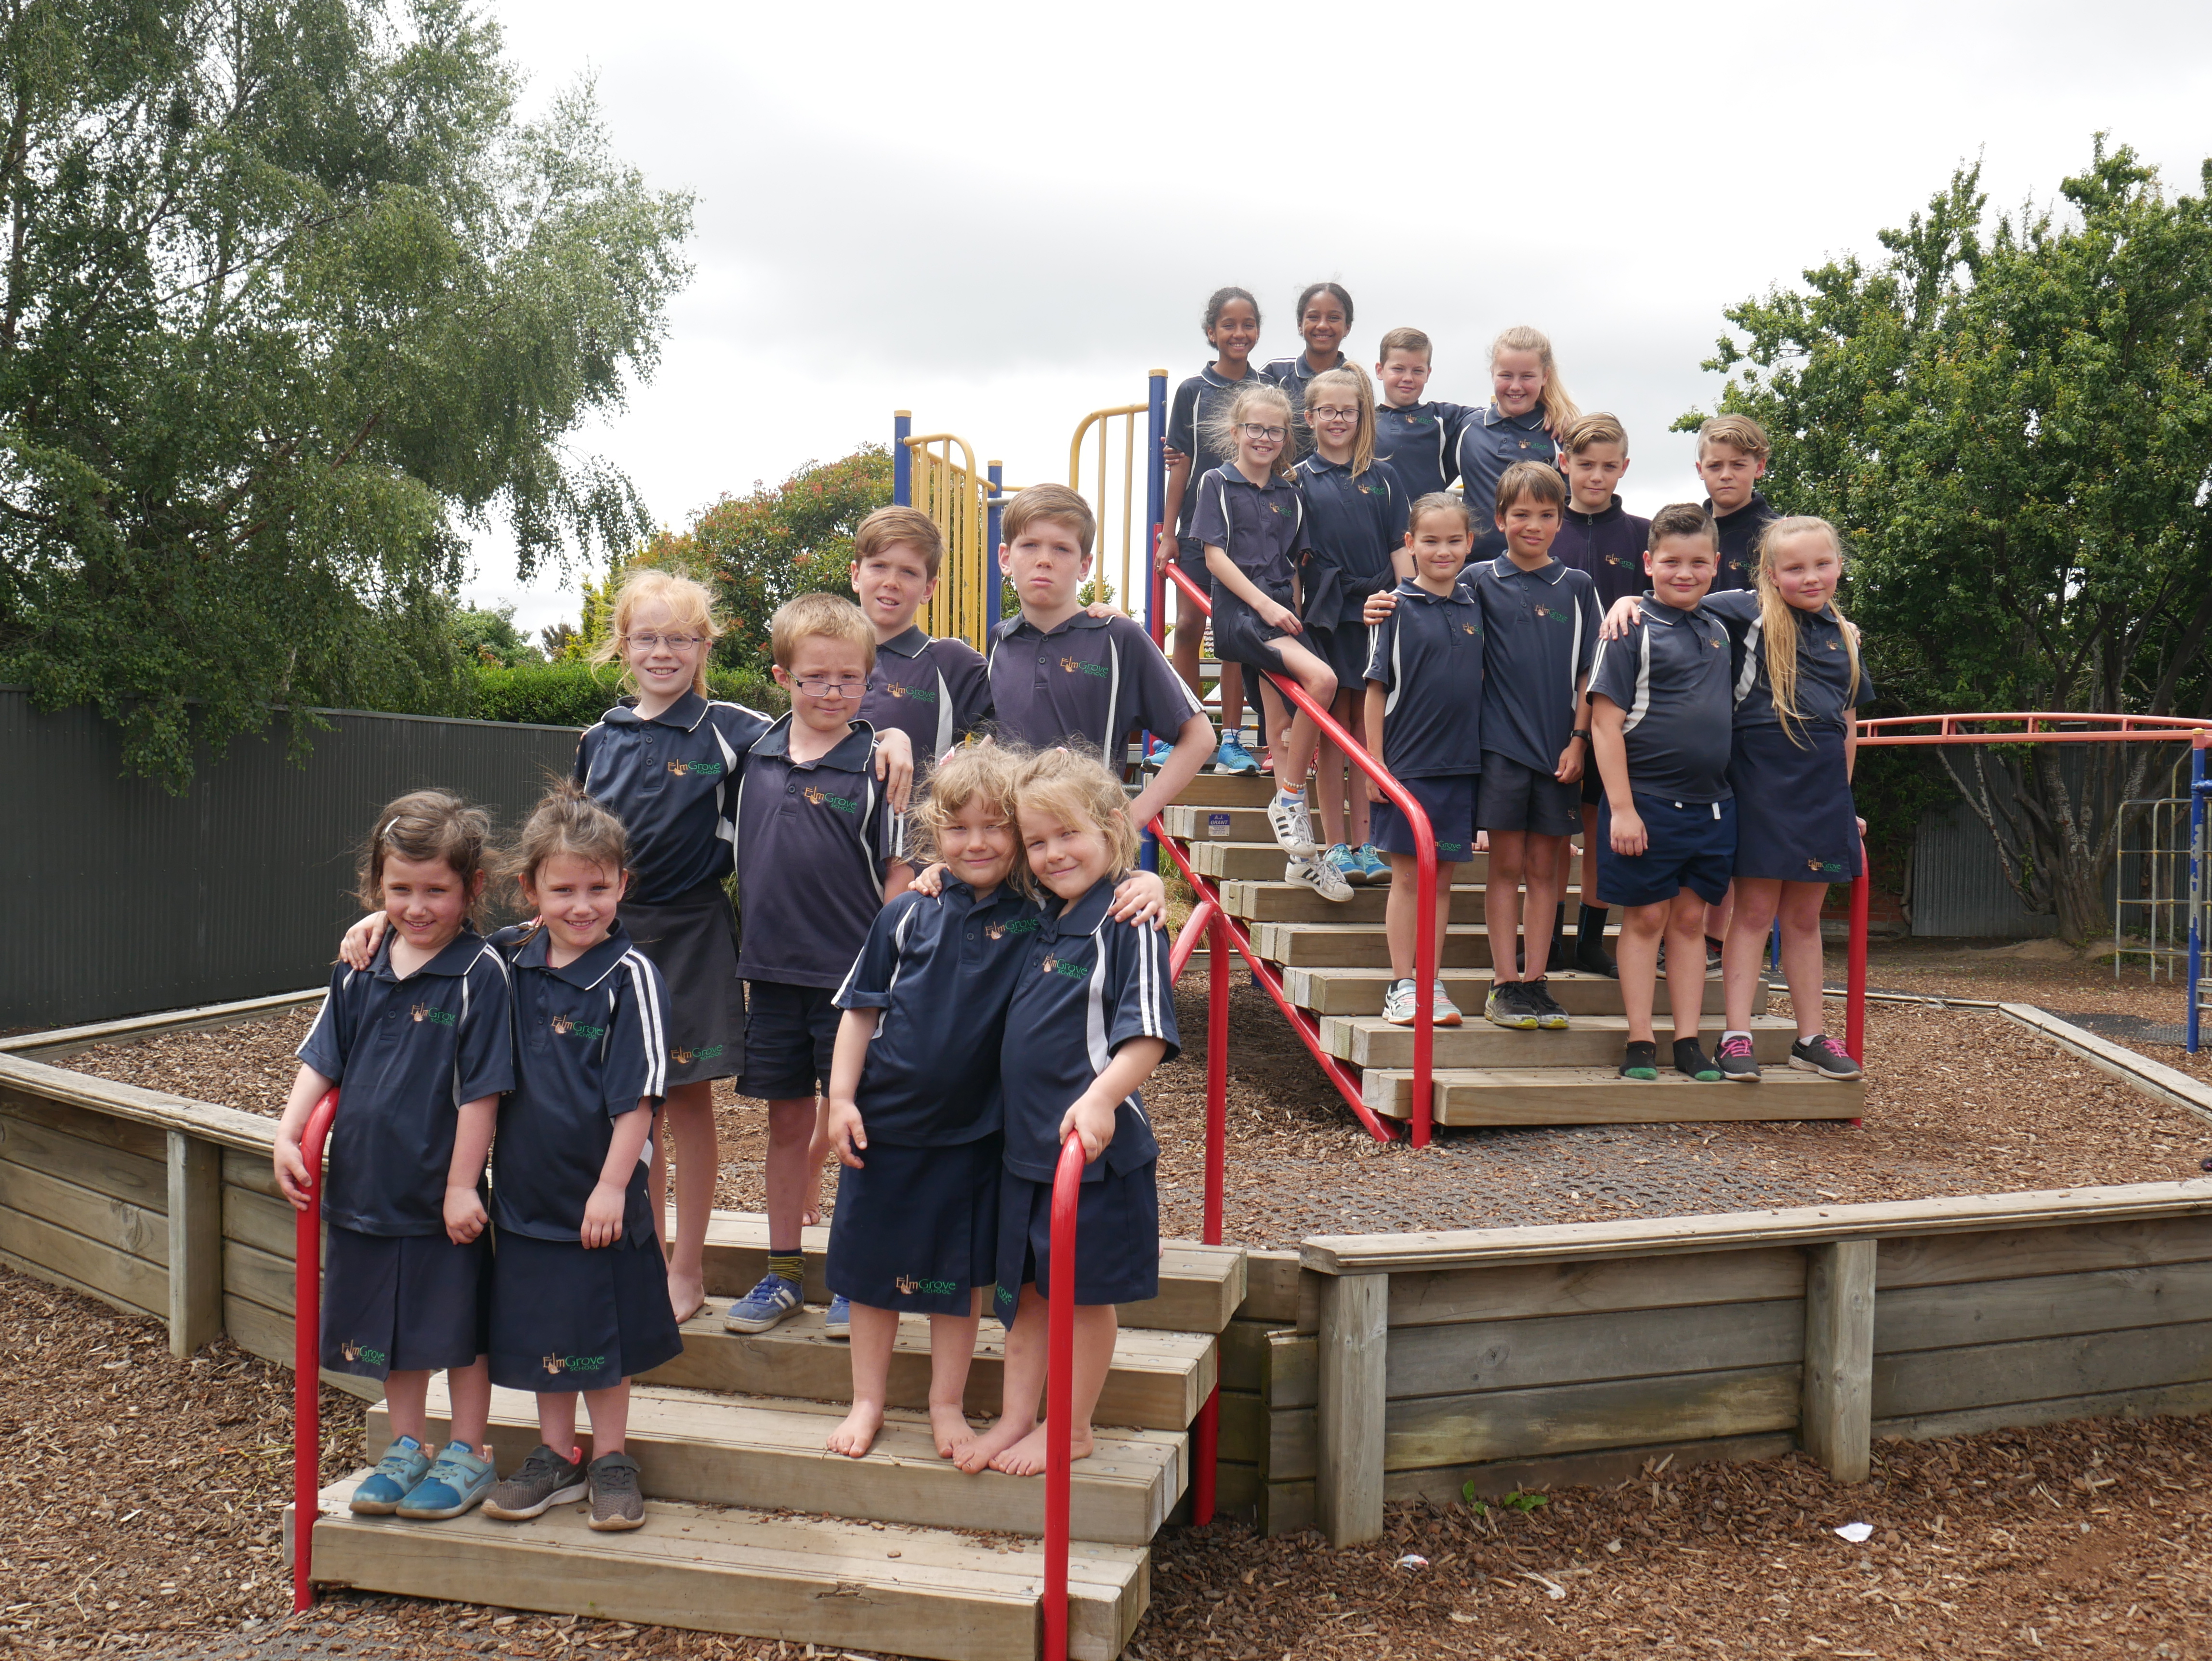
[1203,907,1227,1247]
[1845,836,1870,1065]
[292,1087,338,1612]
[1041,1134,1085,1661]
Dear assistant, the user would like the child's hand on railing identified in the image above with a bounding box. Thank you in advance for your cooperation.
[338,913,386,970]
[1599,596,1644,640]
[444,1184,487,1244]
[581,1181,626,1249]
[1109,870,1170,929]
[1362,589,1399,627]
[274,1139,313,1210]
[1060,1097,1117,1164]
[1155,526,1177,574]
[827,1097,869,1168]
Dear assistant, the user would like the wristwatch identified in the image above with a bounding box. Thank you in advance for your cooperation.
[1571,729,1591,740]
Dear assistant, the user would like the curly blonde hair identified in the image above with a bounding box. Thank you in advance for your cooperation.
[1011,744,1139,896]
[908,742,1025,868]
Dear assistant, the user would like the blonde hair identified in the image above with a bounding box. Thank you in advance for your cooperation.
[853,505,945,580]
[909,741,1024,867]
[1302,366,1377,476]
[1489,325,1580,435]
[1697,413,1772,462]
[1001,484,1095,559]
[1012,745,1140,896]
[1205,382,1297,482]
[590,567,724,698]
[356,790,493,919]
[1755,516,1861,749]
[1375,326,1432,364]
[1560,411,1629,456]
[505,780,629,898]
[770,592,876,674]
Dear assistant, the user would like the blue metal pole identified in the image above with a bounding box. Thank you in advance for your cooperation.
[893,411,912,507]
[2188,739,2207,1055]
[1146,370,1168,644]
[986,460,1004,637]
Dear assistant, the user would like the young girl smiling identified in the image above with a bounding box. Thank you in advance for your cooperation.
[1456,325,1580,556]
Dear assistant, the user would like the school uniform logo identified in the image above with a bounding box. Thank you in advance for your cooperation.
[1039,954,1090,980]
[1059,657,1111,678]
[541,1351,607,1376]
[886,682,937,701]
[550,1013,608,1041]
[985,918,1041,941]
[1462,623,1478,635]
[895,1275,957,1296]
[410,1002,456,1026]
[339,1339,386,1367]
[671,1044,721,1065]
[1806,859,1844,874]
[802,785,860,814]
[665,760,724,777]
[1534,604,1570,625]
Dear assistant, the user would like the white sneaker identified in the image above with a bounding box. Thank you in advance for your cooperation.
[1266,790,1318,857]
[1285,853,1354,902]
[1382,978,1419,1025]
[1430,979,1465,1028]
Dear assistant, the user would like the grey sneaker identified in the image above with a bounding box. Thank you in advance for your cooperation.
[588,1451,646,1532]
[1716,1033,1761,1081]
[1521,979,1570,1031]
[1485,981,1538,1030]
[1790,1033,1864,1080]
[1382,977,1419,1025]
[481,1443,588,1522]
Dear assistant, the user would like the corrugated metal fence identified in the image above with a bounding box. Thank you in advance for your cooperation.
[0,691,579,1028]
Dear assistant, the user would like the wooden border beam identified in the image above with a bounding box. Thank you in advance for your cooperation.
[1802,1239,1875,1482]
[0,989,324,1060]
[166,1131,222,1357]
[1316,1274,1387,1544]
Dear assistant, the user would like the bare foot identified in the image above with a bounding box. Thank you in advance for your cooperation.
[930,1401,978,1461]
[668,1269,706,1324]
[956,1414,1029,1475]
[826,1401,884,1459]
[988,1421,1094,1477]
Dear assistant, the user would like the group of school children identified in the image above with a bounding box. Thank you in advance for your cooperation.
[271,278,1872,1537]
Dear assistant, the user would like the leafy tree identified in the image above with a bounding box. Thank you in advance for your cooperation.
[0,0,693,787]
[449,603,541,667]
[1685,140,2212,939]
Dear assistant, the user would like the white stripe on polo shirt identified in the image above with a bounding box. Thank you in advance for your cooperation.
[1083,941,1111,1080]
[1733,613,1765,709]
[618,950,666,1100]
[934,665,954,760]
[1383,617,1406,717]
[709,702,744,846]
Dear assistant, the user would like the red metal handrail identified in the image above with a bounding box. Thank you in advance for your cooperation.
[1159,563,1443,1145]
[1041,1132,1086,1661]
[292,1087,338,1611]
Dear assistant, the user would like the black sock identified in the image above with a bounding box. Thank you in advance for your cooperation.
[1674,1038,1720,1080]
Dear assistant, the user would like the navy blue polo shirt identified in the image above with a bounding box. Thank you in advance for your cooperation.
[1586,598,1735,803]
[858,626,993,762]
[574,690,774,903]
[1466,556,1600,774]
[1293,455,1409,626]
[297,930,514,1238]
[1187,463,1306,593]
[832,880,1047,1146]
[999,876,1178,1185]
[1262,353,1347,459]
[1707,492,1777,594]
[1362,580,1486,777]
[1557,497,1652,610]
[733,716,907,990]
[986,610,1206,755]
[489,919,667,1246]
[1457,407,1557,527]
[1167,364,1262,537]
[1373,401,1479,502]
[1701,589,1876,731]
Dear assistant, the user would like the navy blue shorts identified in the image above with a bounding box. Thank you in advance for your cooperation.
[1173,535,1213,597]
[741,979,841,1100]
[621,880,743,1086]
[1728,724,1862,883]
[827,1136,1000,1315]
[321,1223,489,1380]
[1368,773,1480,862]
[1476,751,1581,837]
[993,1160,1160,1315]
[1596,794,1736,909]
[488,1230,684,1394]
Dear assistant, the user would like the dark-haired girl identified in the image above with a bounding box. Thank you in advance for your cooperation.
[1264,282,1355,460]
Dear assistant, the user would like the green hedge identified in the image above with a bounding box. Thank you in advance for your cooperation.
[469,662,788,728]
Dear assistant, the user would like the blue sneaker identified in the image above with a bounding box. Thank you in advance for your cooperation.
[1356,844,1391,884]
[397,1441,498,1520]
[1142,737,1175,770]
[350,1436,433,1515]
[723,1273,803,1334]
[1323,844,1365,887]
[823,1294,852,1338]
[1215,734,1260,775]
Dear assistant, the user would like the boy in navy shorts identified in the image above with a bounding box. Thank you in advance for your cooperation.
[1360,493,1485,1028]
[852,506,993,763]
[1586,504,1736,1081]
[986,483,1213,830]
[724,593,910,1337]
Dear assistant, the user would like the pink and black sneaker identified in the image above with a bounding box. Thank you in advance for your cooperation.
[1716,1033,1760,1082]
[1789,1033,1864,1081]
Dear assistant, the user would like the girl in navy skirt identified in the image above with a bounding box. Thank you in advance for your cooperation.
[960,748,1178,1478]
[275,791,512,1522]
[477,784,681,1533]
[1294,365,1410,889]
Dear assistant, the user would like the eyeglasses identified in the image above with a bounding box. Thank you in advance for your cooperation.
[792,674,867,697]
[1238,424,1289,442]
[1307,405,1359,422]
[625,632,704,652]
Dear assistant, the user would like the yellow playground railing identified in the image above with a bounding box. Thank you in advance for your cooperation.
[892,414,1001,650]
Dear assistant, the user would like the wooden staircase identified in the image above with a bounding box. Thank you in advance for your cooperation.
[296,1216,1246,1660]
[1160,772,1866,1127]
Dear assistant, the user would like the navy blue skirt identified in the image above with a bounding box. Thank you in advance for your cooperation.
[620,881,743,1086]
[488,1231,684,1394]
[826,1136,1000,1315]
[1728,723,1862,883]
[321,1224,489,1380]
[1211,581,1302,681]
[993,1160,1159,1317]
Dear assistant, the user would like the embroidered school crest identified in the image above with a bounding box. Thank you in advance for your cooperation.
[986,922,1005,940]
[341,1339,360,1362]
[411,1002,427,1022]
[1061,657,1082,673]
[895,1275,919,1295]
[672,1046,695,1066]
[1462,623,1477,635]
[551,1013,572,1035]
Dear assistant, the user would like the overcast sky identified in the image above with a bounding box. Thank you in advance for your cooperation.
[464,0,2212,639]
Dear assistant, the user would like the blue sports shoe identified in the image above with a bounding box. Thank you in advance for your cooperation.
[1142,737,1175,769]
[350,1436,433,1515]
[397,1441,498,1520]
[823,1294,851,1338]
[1215,734,1260,775]
[1356,844,1391,884]
[723,1274,803,1334]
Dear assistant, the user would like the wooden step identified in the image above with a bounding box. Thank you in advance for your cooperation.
[1361,1063,1868,1125]
[1222,880,1583,924]
[1321,1012,1798,1071]
[301,1478,1146,1661]
[1253,921,1616,968]
[1162,804,1273,841]
[375,1382,1185,1546]
[697,1215,1245,1335]
[1189,838,1584,885]
[643,1305,1215,1431]
[1283,964,1760,1018]
[1168,773,1277,807]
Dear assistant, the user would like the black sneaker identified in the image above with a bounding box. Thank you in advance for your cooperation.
[1522,979,1570,1030]
[482,1444,587,1521]
[1485,981,1538,1030]
[1673,1039,1722,1081]
[1620,1041,1659,1081]
[1790,1033,1864,1081]
[1715,1033,1760,1081]
[587,1451,645,1532]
